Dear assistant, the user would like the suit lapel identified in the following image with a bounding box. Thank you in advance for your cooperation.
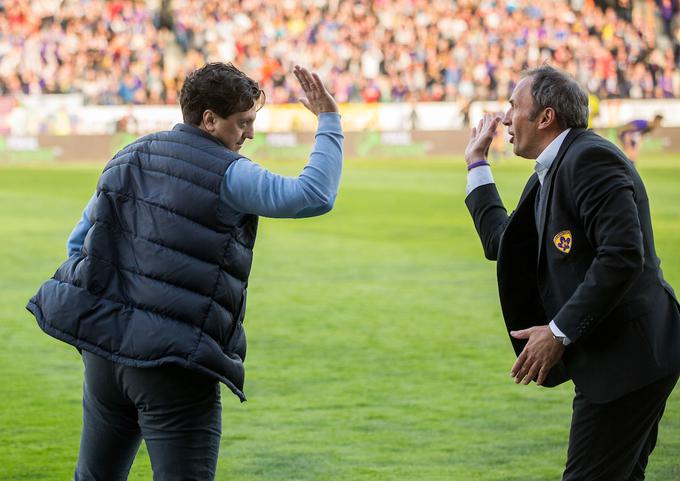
[536,128,587,265]
[501,173,540,251]
[518,172,540,207]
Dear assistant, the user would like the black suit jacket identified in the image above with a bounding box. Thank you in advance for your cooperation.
[466,128,680,403]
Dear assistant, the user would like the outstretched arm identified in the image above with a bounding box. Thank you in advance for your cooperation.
[222,66,343,218]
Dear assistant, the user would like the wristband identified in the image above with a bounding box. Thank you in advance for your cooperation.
[467,159,490,171]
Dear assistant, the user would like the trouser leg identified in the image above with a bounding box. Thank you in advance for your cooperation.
[75,351,142,481]
[122,362,222,481]
[562,372,678,481]
[627,403,666,481]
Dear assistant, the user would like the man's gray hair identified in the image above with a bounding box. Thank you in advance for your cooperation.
[523,65,589,129]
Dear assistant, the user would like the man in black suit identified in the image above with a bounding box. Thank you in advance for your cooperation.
[464,65,680,480]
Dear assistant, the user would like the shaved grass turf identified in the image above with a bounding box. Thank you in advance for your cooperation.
[1,153,679,480]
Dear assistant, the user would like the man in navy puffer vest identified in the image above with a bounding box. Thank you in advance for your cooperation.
[26,63,342,480]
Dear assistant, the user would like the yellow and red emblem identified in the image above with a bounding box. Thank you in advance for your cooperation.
[553,230,572,253]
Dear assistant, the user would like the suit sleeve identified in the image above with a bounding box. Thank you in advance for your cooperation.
[552,147,644,343]
[465,183,510,261]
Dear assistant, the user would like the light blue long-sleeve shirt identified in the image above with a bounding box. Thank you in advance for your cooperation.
[66,112,343,257]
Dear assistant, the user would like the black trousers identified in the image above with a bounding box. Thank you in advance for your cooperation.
[563,371,679,481]
[75,351,222,481]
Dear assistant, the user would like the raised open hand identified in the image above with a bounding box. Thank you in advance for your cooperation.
[464,113,501,166]
[293,65,338,116]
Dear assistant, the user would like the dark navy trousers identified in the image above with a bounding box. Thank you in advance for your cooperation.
[75,351,222,481]
[563,371,678,481]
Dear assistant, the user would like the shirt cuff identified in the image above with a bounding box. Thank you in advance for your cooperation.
[317,112,342,131]
[466,165,494,195]
[549,321,572,346]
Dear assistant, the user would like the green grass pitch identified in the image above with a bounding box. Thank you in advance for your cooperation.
[1,153,679,480]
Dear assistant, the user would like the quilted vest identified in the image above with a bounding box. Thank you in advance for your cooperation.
[27,124,258,401]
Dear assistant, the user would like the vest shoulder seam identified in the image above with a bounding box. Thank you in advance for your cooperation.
[110,137,243,179]
[103,161,222,195]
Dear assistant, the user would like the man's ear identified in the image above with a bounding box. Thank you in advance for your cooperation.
[201,110,217,133]
[538,107,557,130]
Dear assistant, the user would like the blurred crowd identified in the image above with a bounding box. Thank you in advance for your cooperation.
[0,0,679,106]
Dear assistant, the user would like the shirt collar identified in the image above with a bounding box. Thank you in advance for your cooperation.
[535,128,571,185]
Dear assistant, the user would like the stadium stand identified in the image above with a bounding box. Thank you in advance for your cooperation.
[0,0,678,105]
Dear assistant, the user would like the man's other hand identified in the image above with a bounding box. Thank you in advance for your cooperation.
[510,326,565,386]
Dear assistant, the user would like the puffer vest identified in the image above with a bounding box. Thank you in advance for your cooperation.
[26,124,258,401]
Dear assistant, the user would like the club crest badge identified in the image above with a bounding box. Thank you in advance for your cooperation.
[553,230,572,253]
